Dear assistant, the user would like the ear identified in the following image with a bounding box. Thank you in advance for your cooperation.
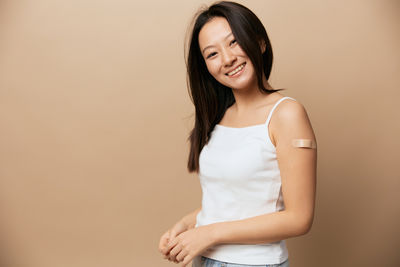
[259,39,266,53]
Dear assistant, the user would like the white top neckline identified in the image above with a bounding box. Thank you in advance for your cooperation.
[214,96,295,130]
[215,123,266,130]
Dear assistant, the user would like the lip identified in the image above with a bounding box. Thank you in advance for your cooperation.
[225,62,246,77]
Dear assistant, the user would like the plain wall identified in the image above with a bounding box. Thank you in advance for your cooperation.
[0,0,399,266]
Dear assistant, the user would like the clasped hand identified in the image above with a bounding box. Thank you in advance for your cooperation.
[159,223,216,266]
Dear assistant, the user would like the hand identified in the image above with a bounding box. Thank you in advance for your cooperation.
[165,225,217,267]
[159,220,190,263]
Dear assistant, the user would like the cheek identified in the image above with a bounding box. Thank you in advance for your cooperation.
[205,62,220,78]
[233,44,246,56]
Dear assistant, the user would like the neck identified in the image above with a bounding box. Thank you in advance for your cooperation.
[231,75,273,113]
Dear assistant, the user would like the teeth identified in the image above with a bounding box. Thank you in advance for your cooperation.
[227,63,245,76]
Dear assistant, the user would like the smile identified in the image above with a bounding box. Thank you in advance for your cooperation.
[226,63,246,76]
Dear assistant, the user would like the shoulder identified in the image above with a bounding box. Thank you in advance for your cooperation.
[270,97,315,144]
[274,97,308,122]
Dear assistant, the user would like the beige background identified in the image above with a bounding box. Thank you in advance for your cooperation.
[0,0,399,266]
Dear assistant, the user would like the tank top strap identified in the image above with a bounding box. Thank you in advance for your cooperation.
[264,96,297,126]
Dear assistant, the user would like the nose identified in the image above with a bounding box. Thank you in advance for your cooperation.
[221,48,236,67]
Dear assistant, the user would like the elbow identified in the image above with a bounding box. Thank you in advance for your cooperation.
[293,215,314,236]
[298,221,313,236]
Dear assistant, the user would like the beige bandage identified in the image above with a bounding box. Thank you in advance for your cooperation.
[292,139,317,149]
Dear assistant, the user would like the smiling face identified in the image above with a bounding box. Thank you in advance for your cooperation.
[198,17,257,91]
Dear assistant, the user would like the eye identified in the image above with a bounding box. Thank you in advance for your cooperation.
[230,39,237,45]
[206,52,217,59]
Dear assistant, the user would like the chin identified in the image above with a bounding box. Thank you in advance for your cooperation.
[229,79,257,91]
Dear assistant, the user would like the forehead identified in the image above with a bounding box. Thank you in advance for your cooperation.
[198,17,232,49]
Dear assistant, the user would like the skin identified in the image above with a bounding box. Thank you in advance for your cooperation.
[158,17,317,267]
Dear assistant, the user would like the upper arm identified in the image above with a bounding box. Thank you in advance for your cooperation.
[270,99,317,234]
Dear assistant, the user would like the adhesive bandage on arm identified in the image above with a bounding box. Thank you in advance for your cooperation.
[292,139,317,149]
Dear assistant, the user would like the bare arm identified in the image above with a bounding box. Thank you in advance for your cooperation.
[209,100,317,245]
[180,207,202,230]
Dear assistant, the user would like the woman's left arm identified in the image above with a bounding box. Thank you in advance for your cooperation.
[212,100,317,244]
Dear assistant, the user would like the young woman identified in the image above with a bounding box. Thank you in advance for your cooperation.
[159,1,317,267]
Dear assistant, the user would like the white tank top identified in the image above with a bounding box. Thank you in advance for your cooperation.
[195,96,296,265]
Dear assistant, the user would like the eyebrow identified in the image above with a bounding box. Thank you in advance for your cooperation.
[202,32,233,54]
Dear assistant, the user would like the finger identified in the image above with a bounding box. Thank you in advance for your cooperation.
[181,254,193,267]
[168,243,182,262]
[158,233,170,254]
[159,230,170,243]
[160,240,170,255]
[176,248,188,262]
[166,237,179,252]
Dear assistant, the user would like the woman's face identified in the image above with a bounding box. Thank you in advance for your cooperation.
[198,17,257,90]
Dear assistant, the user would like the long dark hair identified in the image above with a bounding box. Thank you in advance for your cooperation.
[186,1,283,173]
